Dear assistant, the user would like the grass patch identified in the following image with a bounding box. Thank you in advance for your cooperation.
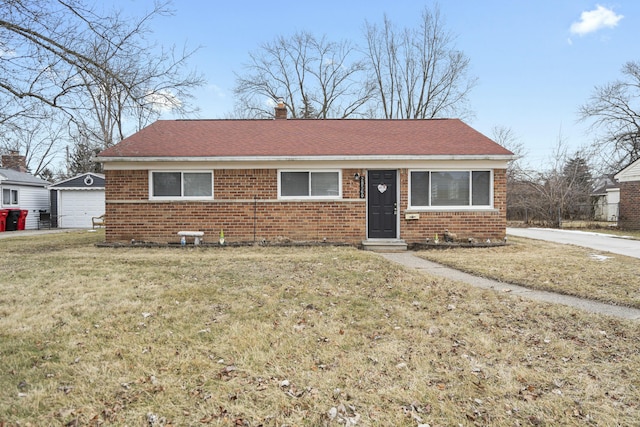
[417,236,640,309]
[1,231,639,425]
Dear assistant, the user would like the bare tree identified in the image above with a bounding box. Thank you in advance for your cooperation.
[0,112,66,175]
[579,60,640,171]
[364,4,477,119]
[513,136,595,226]
[1,0,129,115]
[491,125,527,177]
[69,11,204,149]
[490,126,532,222]
[234,31,374,119]
[0,0,204,174]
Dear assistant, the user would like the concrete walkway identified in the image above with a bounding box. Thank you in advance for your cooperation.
[379,251,640,321]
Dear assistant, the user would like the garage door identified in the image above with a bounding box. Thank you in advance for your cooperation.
[58,190,105,228]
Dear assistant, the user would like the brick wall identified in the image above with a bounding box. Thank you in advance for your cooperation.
[104,167,507,244]
[618,181,640,230]
[106,169,148,200]
[106,200,367,244]
[214,169,277,199]
[105,168,367,244]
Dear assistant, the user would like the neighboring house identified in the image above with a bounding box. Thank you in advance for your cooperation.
[49,173,105,228]
[0,152,50,231]
[614,158,640,230]
[96,110,514,247]
[591,175,620,222]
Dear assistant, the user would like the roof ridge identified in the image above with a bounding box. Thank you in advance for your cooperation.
[172,118,459,122]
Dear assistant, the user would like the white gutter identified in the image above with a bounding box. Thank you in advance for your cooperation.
[96,154,515,163]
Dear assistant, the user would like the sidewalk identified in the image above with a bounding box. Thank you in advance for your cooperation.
[379,252,640,321]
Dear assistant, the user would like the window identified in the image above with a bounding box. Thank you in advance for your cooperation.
[150,171,213,199]
[2,188,18,205]
[409,170,492,208]
[279,170,341,198]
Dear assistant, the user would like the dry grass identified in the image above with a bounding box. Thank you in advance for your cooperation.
[1,231,639,426]
[417,236,640,309]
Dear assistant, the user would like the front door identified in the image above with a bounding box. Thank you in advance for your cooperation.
[367,170,398,239]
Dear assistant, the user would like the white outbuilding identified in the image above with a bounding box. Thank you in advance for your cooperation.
[0,167,50,230]
[49,173,105,228]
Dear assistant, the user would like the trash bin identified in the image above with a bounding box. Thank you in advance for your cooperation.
[18,209,28,230]
[0,209,8,232]
[5,209,20,231]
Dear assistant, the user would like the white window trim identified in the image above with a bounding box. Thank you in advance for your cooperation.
[148,170,214,201]
[2,187,19,206]
[278,169,342,200]
[408,169,494,210]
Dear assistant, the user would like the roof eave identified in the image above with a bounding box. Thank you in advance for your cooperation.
[96,154,516,163]
[1,180,49,187]
[51,186,105,191]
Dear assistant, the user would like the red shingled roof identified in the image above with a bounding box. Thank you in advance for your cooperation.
[98,119,512,159]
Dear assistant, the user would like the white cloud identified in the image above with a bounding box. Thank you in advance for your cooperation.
[570,5,623,36]
[207,84,226,98]
[0,48,17,58]
[145,90,182,113]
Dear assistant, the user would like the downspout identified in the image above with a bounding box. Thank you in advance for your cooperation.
[253,195,257,243]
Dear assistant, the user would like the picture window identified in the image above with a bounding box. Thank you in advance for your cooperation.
[409,170,492,208]
[279,171,341,198]
[150,171,213,199]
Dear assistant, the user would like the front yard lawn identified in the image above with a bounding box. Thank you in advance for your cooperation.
[417,235,640,309]
[1,231,638,426]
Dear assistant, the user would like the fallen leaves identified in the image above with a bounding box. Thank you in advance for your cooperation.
[3,243,640,426]
[327,403,360,426]
[57,385,73,395]
[401,401,431,424]
[218,365,238,381]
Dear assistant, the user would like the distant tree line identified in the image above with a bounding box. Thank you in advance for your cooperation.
[501,59,640,227]
[494,126,597,227]
[509,154,594,227]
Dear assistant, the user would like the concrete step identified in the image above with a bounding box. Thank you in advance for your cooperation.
[361,239,408,252]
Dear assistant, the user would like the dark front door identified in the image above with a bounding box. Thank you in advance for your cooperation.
[367,170,398,239]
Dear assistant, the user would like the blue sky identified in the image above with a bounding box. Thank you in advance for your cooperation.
[117,1,637,168]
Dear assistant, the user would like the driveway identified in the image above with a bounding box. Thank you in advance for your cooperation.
[507,227,640,259]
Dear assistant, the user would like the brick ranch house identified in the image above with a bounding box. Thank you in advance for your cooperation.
[614,158,640,230]
[96,112,514,247]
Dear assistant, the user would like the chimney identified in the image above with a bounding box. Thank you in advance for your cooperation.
[274,99,287,119]
[1,150,28,173]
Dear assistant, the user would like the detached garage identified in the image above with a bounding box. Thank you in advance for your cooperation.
[49,173,105,228]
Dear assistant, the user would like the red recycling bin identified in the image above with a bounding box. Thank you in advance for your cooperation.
[17,209,28,230]
[0,209,8,232]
